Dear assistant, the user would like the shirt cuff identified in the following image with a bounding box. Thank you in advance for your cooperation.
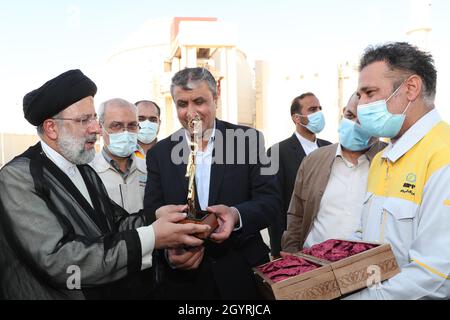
[137,225,155,270]
[231,206,243,231]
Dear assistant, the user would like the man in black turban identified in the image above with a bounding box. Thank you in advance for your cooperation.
[23,69,98,127]
[0,69,209,299]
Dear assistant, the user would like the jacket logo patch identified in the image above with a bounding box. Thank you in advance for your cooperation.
[139,175,147,187]
[401,173,416,196]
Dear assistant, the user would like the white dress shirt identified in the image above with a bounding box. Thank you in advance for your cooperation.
[184,121,242,229]
[41,140,154,270]
[195,127,215,211]
[304,144,370,248]
[295,131,319,156]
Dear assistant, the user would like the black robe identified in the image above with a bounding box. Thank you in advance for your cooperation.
[0,143,153,299]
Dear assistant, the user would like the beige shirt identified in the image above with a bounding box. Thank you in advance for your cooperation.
[90,151,147,214]
[282,142,386,253]
[303,145,370,248]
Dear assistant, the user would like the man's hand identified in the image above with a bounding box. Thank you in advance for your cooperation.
[207,205,239,244]
[152,206,210,249]
[167,247,205,270]
[155,204,188,220]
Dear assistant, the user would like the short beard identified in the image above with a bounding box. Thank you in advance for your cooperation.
[57,126,97,165]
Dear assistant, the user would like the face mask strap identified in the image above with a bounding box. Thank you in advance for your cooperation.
[402,101,412,115]
[386,79,408,103]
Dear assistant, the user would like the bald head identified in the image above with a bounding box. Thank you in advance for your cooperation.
[98,98,136,124]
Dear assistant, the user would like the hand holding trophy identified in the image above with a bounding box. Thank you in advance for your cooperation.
[179,114,219,239]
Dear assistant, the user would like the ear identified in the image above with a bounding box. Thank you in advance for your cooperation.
[405,75,422,102]
[42,119,59,141]
[291,114,299,125]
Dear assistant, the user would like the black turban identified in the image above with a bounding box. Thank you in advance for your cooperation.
[23,69,97,126]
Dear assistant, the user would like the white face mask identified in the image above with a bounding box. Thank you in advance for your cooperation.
[357,82,412,138]
[297,111,326,134]
[138,120,159,144]
[104,129,138,158]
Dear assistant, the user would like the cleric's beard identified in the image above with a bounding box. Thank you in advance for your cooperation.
[57,127,97,165]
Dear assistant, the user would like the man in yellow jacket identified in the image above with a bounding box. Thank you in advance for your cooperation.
[346,42,450,300]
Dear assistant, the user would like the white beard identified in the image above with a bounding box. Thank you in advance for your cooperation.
[57,127,97,165]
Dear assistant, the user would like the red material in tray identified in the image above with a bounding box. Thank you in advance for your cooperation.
[258,255,319,283]
[302,239,376,262]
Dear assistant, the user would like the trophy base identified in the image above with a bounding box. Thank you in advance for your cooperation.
[180,211,219,239]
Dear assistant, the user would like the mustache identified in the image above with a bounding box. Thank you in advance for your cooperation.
[84,134,97,143]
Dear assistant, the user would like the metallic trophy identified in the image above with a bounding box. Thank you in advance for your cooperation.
[179,114,218,239]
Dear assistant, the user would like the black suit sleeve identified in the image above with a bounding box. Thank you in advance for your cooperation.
[143,146,163,223]
[234,134,281,239]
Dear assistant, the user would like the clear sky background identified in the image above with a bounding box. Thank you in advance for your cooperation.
[1,0,449,133]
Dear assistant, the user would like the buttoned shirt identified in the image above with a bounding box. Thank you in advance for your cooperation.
[184,121,242,229]
[304,144,370,248]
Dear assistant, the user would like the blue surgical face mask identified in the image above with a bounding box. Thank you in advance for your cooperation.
[104,129,138,158]
[138,120,159,144]
[357,83,412,138]
[298,110,325,134]
[338,118,373,151]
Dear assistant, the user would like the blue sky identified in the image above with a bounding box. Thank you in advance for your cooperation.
[1,0,449,133]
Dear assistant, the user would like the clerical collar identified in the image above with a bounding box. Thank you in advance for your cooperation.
[41,140,78,178]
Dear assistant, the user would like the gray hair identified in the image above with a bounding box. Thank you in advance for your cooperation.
[170,67,217,99]
[98,98,137,124]
[36,109,64,138]
[359,42,437,105]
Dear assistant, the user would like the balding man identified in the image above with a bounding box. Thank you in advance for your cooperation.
[90,98,146,213]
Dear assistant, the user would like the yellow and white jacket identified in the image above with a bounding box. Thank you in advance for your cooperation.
[347,109,450,300]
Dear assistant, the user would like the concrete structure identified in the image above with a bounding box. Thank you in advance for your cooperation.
[407,0,432,50]
[99,17,255,141]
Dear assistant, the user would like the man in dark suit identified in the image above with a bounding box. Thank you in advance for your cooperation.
[268,93,332,258]
[144,67,281,299]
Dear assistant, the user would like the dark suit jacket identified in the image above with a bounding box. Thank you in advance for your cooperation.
[267,134,331,256]
[144,120,281,300]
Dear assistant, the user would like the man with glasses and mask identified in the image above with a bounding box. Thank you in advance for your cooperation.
[344,42,450,299]
[0,70,211,299]
[90,98,147,214]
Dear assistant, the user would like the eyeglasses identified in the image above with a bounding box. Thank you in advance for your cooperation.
[104,122,140,133]
[52,115,98,126]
